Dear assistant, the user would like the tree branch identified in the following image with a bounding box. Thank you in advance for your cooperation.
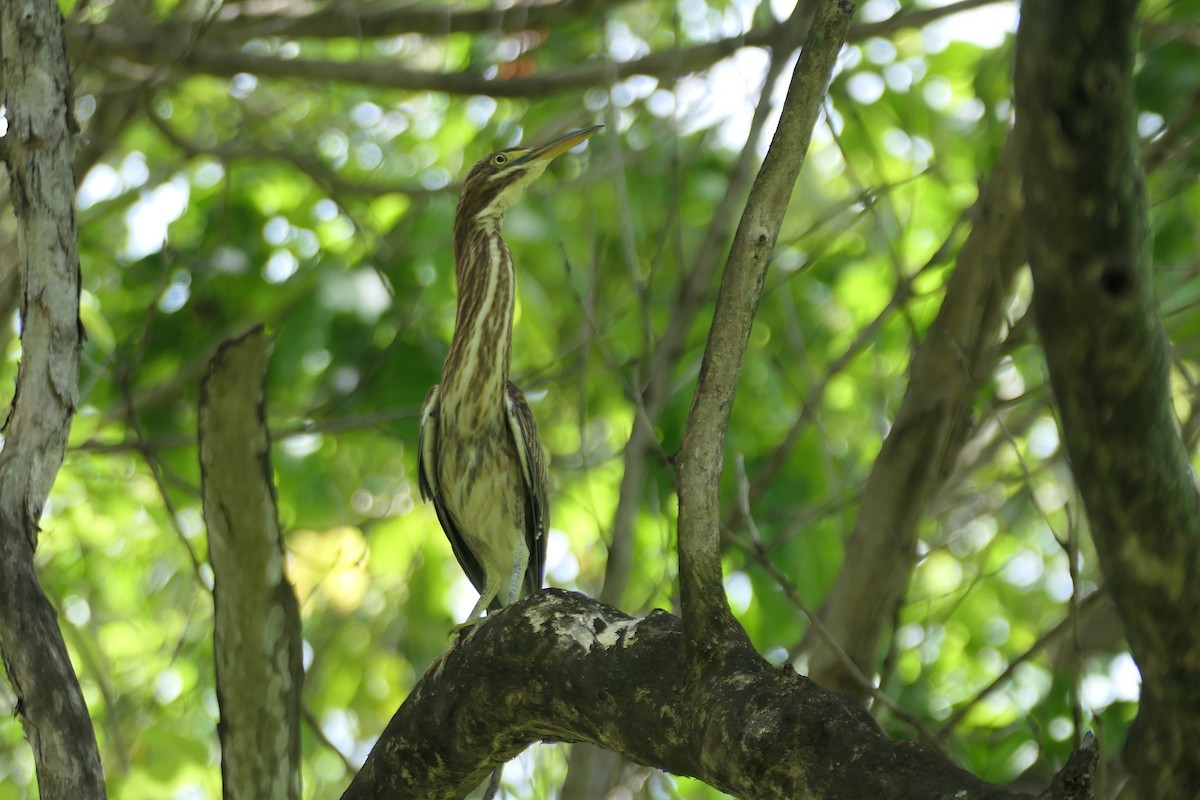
[599,15,796,610]
[66,19,783,97]
[675,0,853,664]
[64,0,1008,96]
[804,138,1026,695]
[0,0,106,796]
[340,590,1077,800]
[155,0,638,42]
[199,327,303,800]
[1015,1,1200,797]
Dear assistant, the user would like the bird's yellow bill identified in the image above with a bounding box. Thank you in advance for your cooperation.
[520,125,603,164]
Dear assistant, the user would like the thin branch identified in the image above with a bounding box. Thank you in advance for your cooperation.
[675,0,854,664]
[740,270,911,515]
[849,0,1006,40]
[600,29,792,609]
[72,406,421,454]
[804,138,1025,695]
[728,459,958,763]
[158,0,639,42]
[67,20,782,96]
[143,100,448,199]
[303,705,359,776]
[120,370,207,584]
[937,590,1108,736]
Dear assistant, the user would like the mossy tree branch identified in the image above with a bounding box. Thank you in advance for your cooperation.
[1015,1,1200,797]
[341,590,1096,800]
[199,328,304,800]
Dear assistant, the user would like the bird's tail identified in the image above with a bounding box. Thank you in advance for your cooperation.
[481,763,503,799]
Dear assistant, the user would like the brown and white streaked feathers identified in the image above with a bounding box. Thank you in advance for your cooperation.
[417,126,598,621]
[417,381,547,609]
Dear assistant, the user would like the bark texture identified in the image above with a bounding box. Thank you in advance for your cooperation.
[342,590,1095,800]
[0,1,106,797]
[677,0,854,667]
[806,139,1026,693]
[1015,1,1200,797]
[200,327,303,800]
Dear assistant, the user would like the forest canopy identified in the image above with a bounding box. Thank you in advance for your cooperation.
[1,0,1199,798]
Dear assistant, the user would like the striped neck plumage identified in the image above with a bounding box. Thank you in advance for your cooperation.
[441,219,514,414]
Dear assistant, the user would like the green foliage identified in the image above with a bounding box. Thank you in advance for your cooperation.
[3,0,1200,797]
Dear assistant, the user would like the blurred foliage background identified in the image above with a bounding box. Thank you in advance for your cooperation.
[1,0,1199,797]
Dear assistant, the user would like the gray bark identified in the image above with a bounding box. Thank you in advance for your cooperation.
[0,1,106,797]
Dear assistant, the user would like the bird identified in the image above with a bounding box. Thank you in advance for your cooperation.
[418,125,601,623]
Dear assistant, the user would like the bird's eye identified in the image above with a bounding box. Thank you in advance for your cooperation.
[492,153,508,166]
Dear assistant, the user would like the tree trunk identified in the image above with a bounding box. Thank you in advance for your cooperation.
[0,1,105,797]
[1015,1,1200,797]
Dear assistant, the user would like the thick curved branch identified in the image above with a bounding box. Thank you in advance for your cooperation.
[675,0,852,662]
[183,0,637,41]
[804,139,1025,694]
[64,1,1006,97]
[0,1,106,797]
[1015,1,1200,797]
[340,590,1092,800]
[199,328,303,800]
[67,20,783,97]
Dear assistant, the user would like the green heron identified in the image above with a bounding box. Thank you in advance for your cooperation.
[418,125,601,622]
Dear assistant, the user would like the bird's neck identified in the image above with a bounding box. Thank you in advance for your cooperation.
[441,221,514,416]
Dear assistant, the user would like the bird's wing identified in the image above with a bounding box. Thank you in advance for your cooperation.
[505,381,548,596]
[417,385,440,504]
[418,384,487,594]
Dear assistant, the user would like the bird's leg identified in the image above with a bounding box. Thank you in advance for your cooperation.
[502,533,530,606]
[452,572,501,636]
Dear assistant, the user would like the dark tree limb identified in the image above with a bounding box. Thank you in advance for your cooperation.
[341,589,1097,800]
[675,0,853,664]
[1015,2,1200,798]
[804,138,1026,695]
[65,17,785,97]
[0,1,106,797]
[199,327,303,800]
[63,0,1003,97]
[134,0,639,43]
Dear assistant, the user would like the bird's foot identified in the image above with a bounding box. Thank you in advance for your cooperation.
[449,618,480,638]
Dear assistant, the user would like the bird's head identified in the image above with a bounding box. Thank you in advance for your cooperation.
[457,125,602,227]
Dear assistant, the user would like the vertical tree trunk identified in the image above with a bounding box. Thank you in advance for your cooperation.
[1016,1,1200,797]
[200,328,304,800]
[0,1,106,797]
